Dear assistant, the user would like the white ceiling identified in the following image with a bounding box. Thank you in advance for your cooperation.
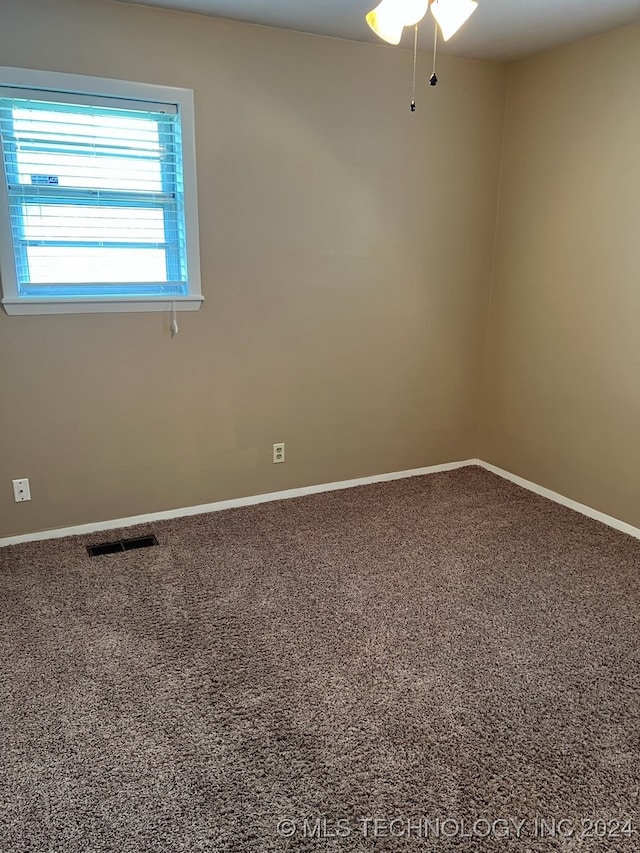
[113,0,640,60]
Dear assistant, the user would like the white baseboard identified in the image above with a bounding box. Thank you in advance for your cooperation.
[476,460,640,541]
[2,457,638,547]
[0,458,476,547]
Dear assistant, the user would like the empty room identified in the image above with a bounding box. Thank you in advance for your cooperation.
[0,0,639,850]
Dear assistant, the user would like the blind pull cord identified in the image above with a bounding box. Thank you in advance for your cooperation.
[170,300,179,338]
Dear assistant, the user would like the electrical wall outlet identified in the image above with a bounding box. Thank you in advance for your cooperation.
[12,478,31,502]
[273,442,285,463]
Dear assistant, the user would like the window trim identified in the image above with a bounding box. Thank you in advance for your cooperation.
[0,67,203,315]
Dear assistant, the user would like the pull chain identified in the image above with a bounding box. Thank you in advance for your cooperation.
[410,24,418,111]
[430,23,438,86]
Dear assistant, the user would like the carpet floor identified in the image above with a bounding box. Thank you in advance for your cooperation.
[1,466,639,852]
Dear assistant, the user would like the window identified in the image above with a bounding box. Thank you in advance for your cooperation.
[0,68,202,314]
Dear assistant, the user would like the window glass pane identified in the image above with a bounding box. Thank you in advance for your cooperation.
[21,205,166,243]
[25,247,167,283]
[17,151,163,192]
[12,107,165,192]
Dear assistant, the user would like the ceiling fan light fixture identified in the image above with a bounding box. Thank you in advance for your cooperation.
[365,0,430,45]
[430,0,478,41]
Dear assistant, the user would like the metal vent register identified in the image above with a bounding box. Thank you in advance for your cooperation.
[87,535,159,557]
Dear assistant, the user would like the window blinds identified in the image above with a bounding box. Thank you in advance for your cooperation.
[0,92,188,298]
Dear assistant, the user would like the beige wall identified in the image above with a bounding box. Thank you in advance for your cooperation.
[0,0,507,537]
[479,24,640,528]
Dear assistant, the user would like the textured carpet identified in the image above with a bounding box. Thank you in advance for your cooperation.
[1,466,639,852]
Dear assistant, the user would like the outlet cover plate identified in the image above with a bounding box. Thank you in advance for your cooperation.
[12,478,31,502]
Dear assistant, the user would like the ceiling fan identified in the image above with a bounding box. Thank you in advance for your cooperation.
[366,0,478,45]
[365,0,478,107]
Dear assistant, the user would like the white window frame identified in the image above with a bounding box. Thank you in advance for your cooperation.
[0,67,203,315]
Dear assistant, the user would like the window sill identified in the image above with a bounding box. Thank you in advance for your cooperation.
[2,295,204,316]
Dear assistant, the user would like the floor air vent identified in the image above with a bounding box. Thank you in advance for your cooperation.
[87,535,159,557]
